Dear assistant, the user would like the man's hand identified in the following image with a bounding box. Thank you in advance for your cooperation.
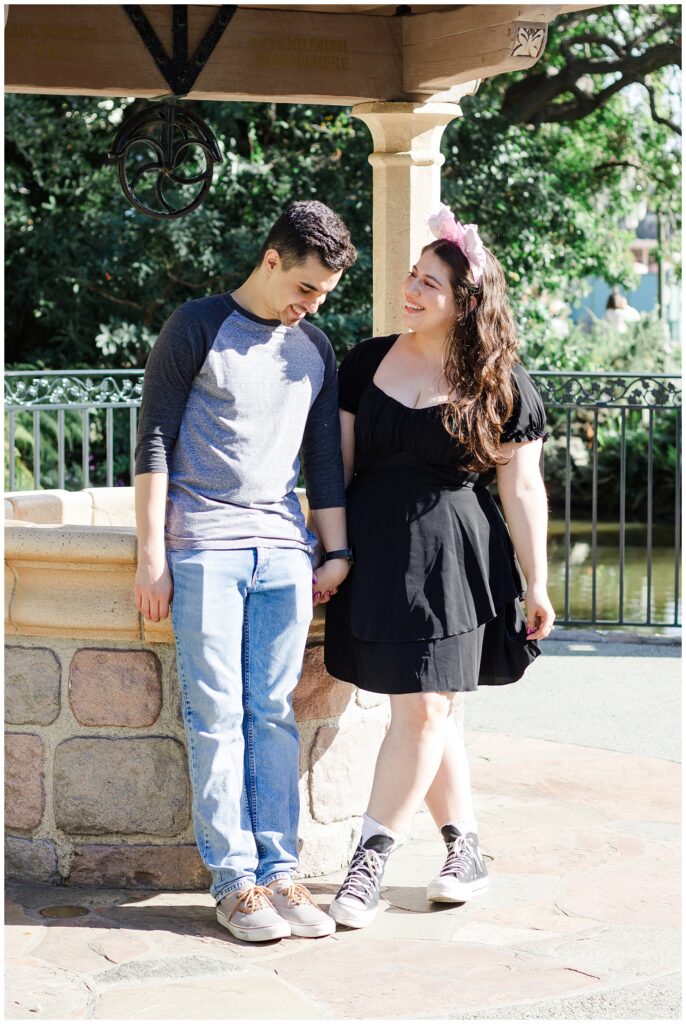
[312,558,350,606]
[524,583,555,641]
[135,556,173,622]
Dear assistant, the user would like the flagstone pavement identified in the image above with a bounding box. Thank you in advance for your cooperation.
[5,634,681,1020]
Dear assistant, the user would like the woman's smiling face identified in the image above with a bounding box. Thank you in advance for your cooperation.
[401,249,457,334]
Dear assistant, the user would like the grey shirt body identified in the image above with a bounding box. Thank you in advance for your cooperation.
[135,293,345,552]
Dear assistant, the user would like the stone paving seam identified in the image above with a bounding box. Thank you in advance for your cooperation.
[266,964,341,1019]
[419,969,682,1020]
[6,956,99,1020]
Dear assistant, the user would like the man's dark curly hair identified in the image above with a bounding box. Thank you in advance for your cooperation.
[259,201,357,272]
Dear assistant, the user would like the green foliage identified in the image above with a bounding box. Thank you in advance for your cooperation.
[523,313,679,371]
[4,6,680,373]
[5,409,84,491]
[441,3,681,340]
[5,97,373,369]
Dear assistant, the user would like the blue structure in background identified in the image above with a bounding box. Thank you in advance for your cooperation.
[570,212,680,341]
[573,273,658,319]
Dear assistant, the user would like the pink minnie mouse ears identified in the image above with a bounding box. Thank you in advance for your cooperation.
[427,204,486,285]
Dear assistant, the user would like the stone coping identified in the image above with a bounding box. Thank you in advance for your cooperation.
[5,487,136,527]
[4,488,325,642]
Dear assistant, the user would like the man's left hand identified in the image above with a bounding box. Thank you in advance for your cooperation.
[312,558,350,606]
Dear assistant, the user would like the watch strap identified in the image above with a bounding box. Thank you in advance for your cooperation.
[324,548,354,565]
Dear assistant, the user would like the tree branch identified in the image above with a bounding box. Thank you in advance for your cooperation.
[164,270,234,290]
[560,33,627,62]
[81,282,148,312]
[501,40,681,127]
[643,81,682,135]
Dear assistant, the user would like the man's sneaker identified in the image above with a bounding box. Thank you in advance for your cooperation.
[267,881,336,937]
[426,825,489,903]
[216,885,291,942]
[329,834,394,929]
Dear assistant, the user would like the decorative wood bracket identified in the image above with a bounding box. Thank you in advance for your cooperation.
[510,23,548,60]
[123,4,236,96]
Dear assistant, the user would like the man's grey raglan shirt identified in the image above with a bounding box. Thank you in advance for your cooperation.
[134,293,346,552]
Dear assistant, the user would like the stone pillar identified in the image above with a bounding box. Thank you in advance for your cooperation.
[352,100,463,336]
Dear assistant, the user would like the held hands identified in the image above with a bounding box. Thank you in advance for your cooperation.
[135,556,173,622]
[312,558,350,607]
[524,583,555,641]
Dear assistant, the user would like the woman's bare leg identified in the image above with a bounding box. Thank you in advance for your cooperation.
[366,692,453,834]
[423,713,475,827]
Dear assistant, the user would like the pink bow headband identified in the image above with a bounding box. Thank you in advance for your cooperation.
[427,204,486,285]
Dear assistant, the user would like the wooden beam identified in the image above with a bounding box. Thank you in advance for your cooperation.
[5,4,402,104]
[403,5,566,95]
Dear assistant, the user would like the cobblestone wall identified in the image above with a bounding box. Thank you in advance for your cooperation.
[5,638,389,889]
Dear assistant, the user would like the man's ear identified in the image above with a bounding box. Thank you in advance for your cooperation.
[263,248,281,274]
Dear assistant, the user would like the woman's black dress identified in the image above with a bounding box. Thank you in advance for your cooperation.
[324,335,549,695]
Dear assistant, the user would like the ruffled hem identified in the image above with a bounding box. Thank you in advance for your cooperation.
[502,427,550,444]
[324,598,540,693]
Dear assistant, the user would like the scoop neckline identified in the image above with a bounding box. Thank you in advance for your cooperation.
[369,380,447,412]
[369,333,453,412]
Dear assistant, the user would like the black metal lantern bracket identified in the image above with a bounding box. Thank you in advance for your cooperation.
[109,5,236,219]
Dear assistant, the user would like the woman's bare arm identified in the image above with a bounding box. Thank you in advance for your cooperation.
[496,439,555,640]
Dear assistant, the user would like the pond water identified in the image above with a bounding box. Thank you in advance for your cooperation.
[547,520,680,633]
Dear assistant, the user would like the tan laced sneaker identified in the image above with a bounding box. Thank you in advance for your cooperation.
[268,881,336,937]
[216,885,291,942]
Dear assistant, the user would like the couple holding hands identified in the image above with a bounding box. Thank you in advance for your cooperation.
[134,199,554,942]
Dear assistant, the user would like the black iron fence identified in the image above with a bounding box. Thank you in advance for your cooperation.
[533,372,680,630]
[4,369,682,629]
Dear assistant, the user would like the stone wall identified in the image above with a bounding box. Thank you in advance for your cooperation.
[4,489,391,889]
[5,636,388,889]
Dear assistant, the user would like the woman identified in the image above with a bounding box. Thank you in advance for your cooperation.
[324,205,555,929]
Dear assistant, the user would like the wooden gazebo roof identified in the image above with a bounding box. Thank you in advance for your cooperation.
[6,4,599,104]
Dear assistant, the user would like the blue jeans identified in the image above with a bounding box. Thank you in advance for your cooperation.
[168,546,313,903]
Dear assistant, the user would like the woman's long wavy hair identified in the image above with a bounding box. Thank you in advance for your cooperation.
[424,238,519,471]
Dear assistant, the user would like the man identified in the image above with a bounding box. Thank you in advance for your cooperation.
[134,201,355,942]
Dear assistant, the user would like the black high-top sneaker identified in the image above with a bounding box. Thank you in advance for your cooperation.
[426,825,489,903]
[329,834,395,928]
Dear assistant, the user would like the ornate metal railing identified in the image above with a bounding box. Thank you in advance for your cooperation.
[532,371,680,630]
[4,368,682,629]
[5,370,144,489]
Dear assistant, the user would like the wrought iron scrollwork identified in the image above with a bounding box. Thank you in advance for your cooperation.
[5,373,144,409]
[109,5,235,219]
[109,101,222,219]
[531,373,682,409]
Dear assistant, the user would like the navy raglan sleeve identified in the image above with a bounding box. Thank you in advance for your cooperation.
[134,303,211,475]
[300,330,347,510]
[501,363,549,444]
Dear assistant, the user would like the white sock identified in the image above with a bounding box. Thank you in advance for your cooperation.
[361,813,402,846]
[444,818,478,837]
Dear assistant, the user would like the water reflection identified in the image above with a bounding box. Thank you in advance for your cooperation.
[547,520,680,630]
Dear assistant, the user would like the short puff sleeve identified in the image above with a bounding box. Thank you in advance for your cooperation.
[501,363,549,444]
[338,336,397,415]
[337,343,367,414]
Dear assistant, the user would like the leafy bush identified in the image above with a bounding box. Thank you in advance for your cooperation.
[522,312,680,372]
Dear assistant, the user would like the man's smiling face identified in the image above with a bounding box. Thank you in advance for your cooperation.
[263,250,343,326]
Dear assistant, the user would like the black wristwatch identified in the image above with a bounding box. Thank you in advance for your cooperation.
[324,548,354,567]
